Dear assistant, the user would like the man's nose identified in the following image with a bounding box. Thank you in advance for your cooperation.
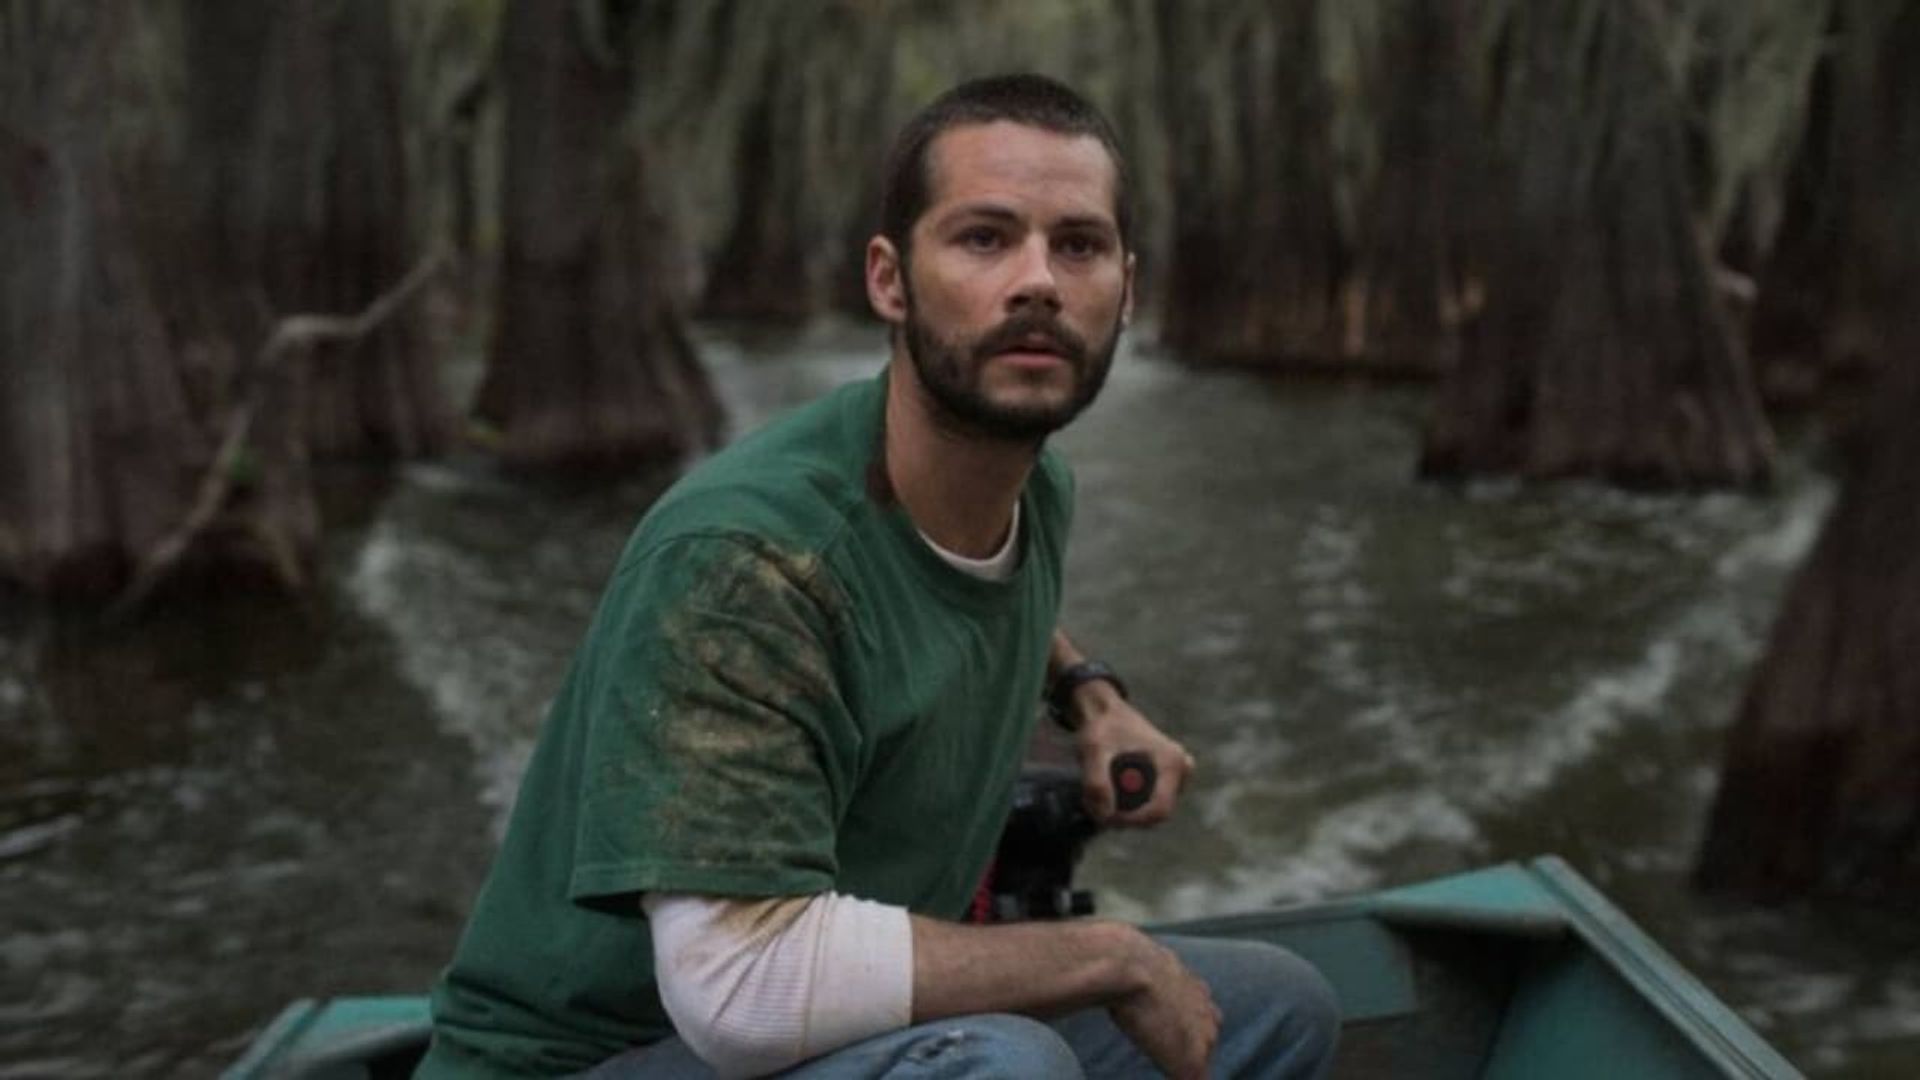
[1006,233,1061,313]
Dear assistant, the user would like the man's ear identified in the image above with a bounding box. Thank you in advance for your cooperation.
[1121,251,1137,328]
[866,236,908,323]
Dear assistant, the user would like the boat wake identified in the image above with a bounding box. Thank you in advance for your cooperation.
[1089,469,1835,923]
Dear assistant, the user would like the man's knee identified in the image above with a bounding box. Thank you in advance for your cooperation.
[897,1013,1083,1077]
[1260,946,1341,1060]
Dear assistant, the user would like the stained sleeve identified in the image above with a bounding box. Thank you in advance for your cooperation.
[567,534,860,905]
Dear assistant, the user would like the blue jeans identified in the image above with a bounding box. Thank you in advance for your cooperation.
[583,934,1340,1078]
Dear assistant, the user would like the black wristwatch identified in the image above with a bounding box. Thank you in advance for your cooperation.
[1047,659,1128,732]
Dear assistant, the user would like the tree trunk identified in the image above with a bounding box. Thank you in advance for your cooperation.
[664,0,895,324]
[1811,0,1920,387]
[812,3,898,324]
[1696,0,1920,903]
[1419,0,1776,488]
[475,0,721,470]
[825,119,891,321]
[1730,0,1874,410]
[695,3,814,324]
[1744,39,1842,405]
[184,0,451,461]
[1155,0,1344,368]
[1344,0,1485,376]
[1696,344,1920,902]
[0,4,226,596]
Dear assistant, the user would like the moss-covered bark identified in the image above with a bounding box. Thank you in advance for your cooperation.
[185,0,451,460]
[1155,0,1344,367]
[2,0,455,601]
[1789,0,1920,387]
[0,3,251,596]
[1419,0,1776,487]
[1344,0,1485,375]
[1697,348,1920,902]
[474,0,721,470]
[693,2,894,324]
[1698,0,1920,903]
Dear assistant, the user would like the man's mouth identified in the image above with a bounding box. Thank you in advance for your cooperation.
[991,348,1071,374]
[996,336,1067,359]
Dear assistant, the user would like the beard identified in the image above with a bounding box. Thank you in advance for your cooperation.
[904,299,1122,443]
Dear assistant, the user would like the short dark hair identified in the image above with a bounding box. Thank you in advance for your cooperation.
[878,73,1132,262]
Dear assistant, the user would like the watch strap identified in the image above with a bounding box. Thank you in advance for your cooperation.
[1047,659,1128,731]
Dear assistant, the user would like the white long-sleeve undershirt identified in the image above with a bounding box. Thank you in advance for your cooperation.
[642,891,914,1078]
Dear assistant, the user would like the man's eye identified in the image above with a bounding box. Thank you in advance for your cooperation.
[1057,234,1105,258]
[960,227,1003,251]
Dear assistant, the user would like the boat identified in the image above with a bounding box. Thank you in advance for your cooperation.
[221,855,1802,1079]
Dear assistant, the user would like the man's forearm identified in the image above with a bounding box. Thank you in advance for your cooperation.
[910,914,1146,1022]
[1047,628,1083,682]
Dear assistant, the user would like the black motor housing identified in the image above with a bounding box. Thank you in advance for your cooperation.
[983,766,1101,922]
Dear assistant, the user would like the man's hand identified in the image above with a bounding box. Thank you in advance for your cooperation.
[1110,933,1222,1080]
[1068,680,1197,827]
[912,917,1218,1079]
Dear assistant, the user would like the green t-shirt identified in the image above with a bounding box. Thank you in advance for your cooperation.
[419,373,1073,1077]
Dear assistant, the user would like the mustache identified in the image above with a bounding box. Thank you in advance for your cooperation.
[971,311,1088,364]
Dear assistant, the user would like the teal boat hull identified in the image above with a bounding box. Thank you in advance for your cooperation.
[223,856,1802,1079]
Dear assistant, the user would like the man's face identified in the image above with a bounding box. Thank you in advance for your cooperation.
[885,122,1133,441]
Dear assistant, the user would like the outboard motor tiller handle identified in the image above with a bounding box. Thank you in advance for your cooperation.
[977,751,1162,922]
[1109,751,1157,814]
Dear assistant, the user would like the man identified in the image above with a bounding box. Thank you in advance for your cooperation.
[419,74,1338,1079]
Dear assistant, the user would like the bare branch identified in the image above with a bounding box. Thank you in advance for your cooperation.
[107,248,449,621]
